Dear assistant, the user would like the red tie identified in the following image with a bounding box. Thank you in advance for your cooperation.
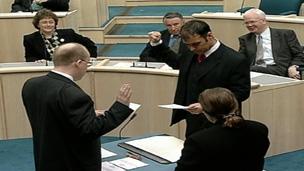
[197,54,206,63]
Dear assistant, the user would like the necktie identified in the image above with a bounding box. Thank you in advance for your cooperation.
[197,54,206,63]
[168,35,181,54]
[256,35,265,66]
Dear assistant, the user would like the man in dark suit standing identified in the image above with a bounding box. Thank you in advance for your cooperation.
[148,20,251,137]
[22,43,134,171]
[139,12,190,69]
[239,8,304,79]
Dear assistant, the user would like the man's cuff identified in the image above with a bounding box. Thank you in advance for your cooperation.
[150,40,163,46]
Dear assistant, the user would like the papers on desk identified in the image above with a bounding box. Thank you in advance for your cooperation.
[158,104,189,109]
[110,157,148,170]
[123,135,184,163]
[101,148,117,159]
[102,162,126,171]
[102,157,148,170]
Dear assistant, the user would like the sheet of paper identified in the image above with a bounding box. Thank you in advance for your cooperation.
[129,103,141,111]
[102,161,126,171]
[110,157,148,170]
[125,135,184,162]
[158,104,189,109]
[101,148,117,159]
[113,62,133,68]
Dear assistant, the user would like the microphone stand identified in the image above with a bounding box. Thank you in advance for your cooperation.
[118,113,137,140]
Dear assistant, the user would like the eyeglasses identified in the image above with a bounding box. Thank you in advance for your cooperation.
[243,19,263,26]
[80,59,93,67]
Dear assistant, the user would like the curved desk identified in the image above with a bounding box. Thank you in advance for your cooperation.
[0,61,304,157]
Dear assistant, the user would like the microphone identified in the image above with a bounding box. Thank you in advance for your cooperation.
[118,113,137,140]
[239,0,246,15]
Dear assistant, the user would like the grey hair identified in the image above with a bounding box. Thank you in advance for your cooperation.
[244,8,266,19]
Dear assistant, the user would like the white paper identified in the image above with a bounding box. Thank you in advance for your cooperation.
[110,157,148,170]
[250,71,264,78]
[125,135,184,162]
[129,103,141,111]
[113,62,133,68]
[158,104,189,109]
[102,161,126,171]
[101,148,117,159]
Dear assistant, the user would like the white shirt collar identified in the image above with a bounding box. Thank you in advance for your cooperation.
[51,70,74,81]
[205,40,220,57]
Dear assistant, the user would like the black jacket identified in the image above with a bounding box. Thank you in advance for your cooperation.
[11,0,69,12]
[23,29,97,61]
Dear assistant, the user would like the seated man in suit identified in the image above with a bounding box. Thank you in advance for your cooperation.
[139,12,190,69]
[11,0,69,12]
[239,8,304,79]
[23,9,96,62]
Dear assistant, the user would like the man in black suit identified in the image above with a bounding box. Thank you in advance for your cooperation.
[148,20,251,137]
[239,8,304,79]
[11,0,69,12]
[139,12,190,69]
[22,43,134,171]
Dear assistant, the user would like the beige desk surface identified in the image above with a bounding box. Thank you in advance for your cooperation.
[192,12,304,50]
[0,63,304,156]
[0,10,78,63]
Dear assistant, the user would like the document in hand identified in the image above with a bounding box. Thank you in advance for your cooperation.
[158,104,189,109]
[118,135,184,164]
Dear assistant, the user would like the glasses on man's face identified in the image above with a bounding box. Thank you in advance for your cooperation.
[80,59,93,67]
[243,19,262,26]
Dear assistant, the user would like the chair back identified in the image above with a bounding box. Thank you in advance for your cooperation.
[259,0,304,15]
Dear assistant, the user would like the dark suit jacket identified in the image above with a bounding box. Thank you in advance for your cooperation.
[24,29,97,62]
[139,29,190,69]
[151,42,250,136]
[22,72,133,171]
[175,120,270,171]
[11,0,69,12]
[239,28,304,76]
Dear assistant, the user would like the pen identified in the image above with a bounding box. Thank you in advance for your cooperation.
[126,151,142,160]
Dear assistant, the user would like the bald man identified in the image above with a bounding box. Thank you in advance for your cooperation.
[22,43,133,171]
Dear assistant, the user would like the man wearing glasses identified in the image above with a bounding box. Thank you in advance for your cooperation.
[139,12,190,69]
[22,43,134,171]
[239,8,304,79]
[149,20,251,137]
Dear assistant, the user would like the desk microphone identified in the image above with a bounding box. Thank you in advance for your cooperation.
[118,113,137,140]
[240,0,246,15]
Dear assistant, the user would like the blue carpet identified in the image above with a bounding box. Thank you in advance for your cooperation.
[97,43,146,57]
[264,149,304,171]
[0,137,304,170]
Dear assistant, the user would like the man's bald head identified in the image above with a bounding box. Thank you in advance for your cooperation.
[53,43,90,66]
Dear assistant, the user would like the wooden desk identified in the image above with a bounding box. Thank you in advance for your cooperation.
[192,12,304,50]
[0,11,78,63]
[0,61,304,157]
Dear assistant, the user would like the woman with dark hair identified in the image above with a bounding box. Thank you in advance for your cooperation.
[176,87,270,171]
[11,0,69,12]
[23,9,97,62]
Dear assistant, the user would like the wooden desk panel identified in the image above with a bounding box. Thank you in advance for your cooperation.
[1,63,304,157]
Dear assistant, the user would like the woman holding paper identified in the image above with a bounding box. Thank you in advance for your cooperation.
[176,87,270,171]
